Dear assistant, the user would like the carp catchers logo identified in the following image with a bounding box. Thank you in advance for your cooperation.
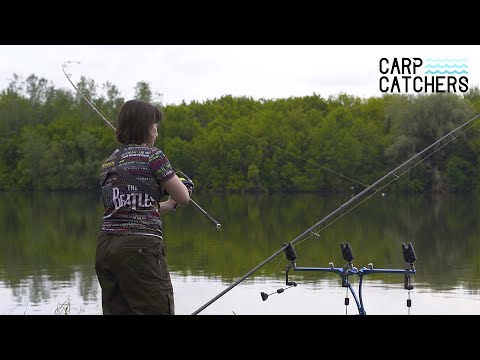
[379,58,469,94]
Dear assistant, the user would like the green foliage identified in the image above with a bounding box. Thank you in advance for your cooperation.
[0,74,478,193]
[445,155,476,192]
[384,93,477,193]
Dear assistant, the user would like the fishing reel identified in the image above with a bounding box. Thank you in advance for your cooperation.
[162,171,194,198]
[177,171,194,196]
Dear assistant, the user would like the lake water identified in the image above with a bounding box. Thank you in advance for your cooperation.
[1,191,479,315]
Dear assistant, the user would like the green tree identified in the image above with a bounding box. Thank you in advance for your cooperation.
[134,81,153,102]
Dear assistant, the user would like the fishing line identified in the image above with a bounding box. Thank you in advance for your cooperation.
[185,108,371,188]
[295,114,480,243]
[272,115,480,278]
[270,115,480,275]
[62,61,116,131]
[61,61,221,229]
[192,111,480,314]
[60,60,480,313]
[63,60,370,189]
[270,232,316,276]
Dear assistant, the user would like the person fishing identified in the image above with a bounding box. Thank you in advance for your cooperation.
[95,99,192,315]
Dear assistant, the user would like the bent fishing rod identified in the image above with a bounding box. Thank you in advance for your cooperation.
[192,111,480,314]
[62,61,221,229]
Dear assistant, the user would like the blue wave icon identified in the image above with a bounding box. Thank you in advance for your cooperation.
[425,64,468,69]
[424,58,468,75]
[425,70,468,75]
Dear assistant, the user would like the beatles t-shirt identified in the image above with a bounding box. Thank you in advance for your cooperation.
[100,144,175,237]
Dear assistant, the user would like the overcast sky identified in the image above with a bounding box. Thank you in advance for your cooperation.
[1,45,479,105]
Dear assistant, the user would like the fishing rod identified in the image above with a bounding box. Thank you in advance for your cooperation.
[64,60,368,196]
[191,111,480,314]
[62,61,221,229]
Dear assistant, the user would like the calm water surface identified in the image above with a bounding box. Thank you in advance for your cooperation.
[1,191,479,315]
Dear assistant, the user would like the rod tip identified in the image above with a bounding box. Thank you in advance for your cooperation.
[216,223,221,230]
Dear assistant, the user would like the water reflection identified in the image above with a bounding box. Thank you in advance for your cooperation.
[0,191,479,314]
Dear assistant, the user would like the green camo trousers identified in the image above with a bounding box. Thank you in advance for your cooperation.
[95,233,174,315]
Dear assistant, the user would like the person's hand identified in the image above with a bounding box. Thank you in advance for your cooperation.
[178,176,194,197]
[166,197,178,212]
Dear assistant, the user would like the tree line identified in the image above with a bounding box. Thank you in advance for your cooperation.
[1,73,480,193]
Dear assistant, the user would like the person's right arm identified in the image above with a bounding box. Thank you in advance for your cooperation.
[162,175,190,207]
